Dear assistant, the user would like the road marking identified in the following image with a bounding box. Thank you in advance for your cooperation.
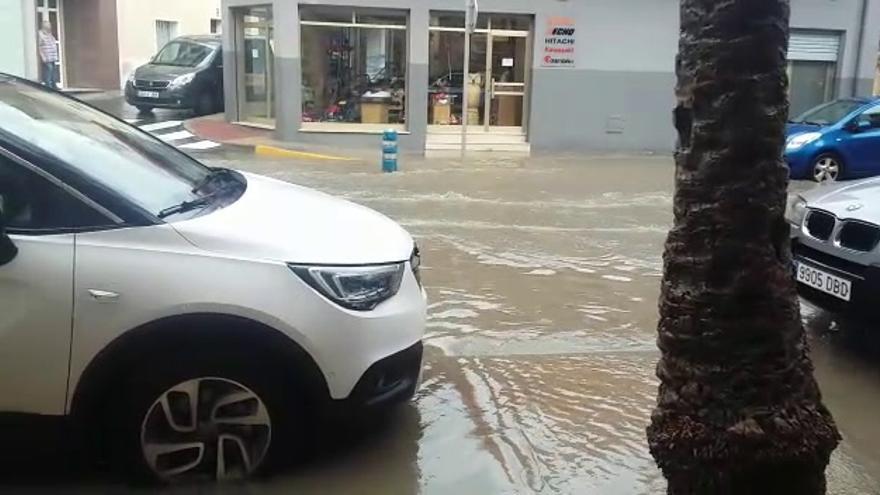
[255,145,354,161]
[139,120,183,132]
[131,119,222,152]
[156,130,194,142]
[179,141,222,150]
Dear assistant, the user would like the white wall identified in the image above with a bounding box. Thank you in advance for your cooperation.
[0,0,38,80]
[115,0,221,87]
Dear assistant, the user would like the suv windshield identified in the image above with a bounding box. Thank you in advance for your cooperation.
[791,99,866,126]
[0,78,214,218]
[153,40,214,67]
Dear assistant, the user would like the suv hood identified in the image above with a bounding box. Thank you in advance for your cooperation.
[134,64,196,81]
[171,172,414,265]
[801,177,880,220]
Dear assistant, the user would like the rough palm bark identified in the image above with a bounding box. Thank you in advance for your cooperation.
[647,0,841,493]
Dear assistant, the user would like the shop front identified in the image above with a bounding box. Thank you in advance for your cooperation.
[220,0,880,154]
[426,13,532,151]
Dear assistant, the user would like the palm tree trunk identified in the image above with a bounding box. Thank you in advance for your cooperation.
[647,0,841,493]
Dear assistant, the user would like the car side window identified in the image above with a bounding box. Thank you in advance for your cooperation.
[855,106,880,129]
[212,50,223,68]
[0,155,111,234]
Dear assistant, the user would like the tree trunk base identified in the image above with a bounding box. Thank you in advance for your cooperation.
[665,462,825,495]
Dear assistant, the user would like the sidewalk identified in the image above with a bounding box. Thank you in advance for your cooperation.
[184,114,363,161]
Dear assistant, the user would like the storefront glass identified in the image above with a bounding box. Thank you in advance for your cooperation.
[427,12,531,130]
[300,6,407,131]
[235,6,275,127]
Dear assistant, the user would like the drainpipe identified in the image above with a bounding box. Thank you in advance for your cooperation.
[852,0,869,96]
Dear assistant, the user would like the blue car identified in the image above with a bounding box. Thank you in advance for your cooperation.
[785,97,880,182]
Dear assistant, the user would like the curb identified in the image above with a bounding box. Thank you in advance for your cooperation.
[254,144,356,161]
[182,118,355,161]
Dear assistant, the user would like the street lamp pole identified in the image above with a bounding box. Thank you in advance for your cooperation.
[461,0,477,160]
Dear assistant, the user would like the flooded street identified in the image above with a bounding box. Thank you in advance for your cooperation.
[15,152,880,494]
[237,153,880,494]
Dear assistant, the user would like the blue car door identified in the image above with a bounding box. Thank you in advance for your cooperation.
[839,104,880,177]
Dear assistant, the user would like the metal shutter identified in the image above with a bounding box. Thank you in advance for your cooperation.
[788,32,841,62]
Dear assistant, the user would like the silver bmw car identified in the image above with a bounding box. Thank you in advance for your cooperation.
[788,179,880,314]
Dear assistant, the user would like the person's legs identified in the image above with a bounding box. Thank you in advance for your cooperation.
[40,62,50,86]
[47,62,57,89]
[42,62,58,89]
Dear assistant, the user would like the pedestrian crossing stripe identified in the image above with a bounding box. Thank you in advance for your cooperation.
[131,120,220,152]
[157,130,194,142]
[139,120,183,132]
[179,141,221,150]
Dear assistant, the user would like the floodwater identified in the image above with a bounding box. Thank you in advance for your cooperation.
[13,152,880,494]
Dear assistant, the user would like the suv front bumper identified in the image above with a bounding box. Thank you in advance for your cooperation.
[124,82,194,109]
[338,341,423,410]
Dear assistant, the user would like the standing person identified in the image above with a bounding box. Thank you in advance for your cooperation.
[38,20,59,89]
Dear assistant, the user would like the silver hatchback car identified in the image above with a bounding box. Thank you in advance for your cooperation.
[788,179,880,314]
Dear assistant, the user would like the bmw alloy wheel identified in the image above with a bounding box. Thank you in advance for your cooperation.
[140,377,272,481]
[813,156,840,182]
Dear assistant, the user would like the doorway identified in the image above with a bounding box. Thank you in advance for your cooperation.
[427,13,532,137]
[233,5,275,128]
[36,0,65,88]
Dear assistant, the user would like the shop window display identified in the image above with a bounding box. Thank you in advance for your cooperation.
[300,7,407,129]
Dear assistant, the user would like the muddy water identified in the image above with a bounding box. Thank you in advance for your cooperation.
[234,154,880,494]
[23,153,880,494]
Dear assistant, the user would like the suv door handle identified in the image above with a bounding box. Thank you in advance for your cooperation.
[88,289,119,301]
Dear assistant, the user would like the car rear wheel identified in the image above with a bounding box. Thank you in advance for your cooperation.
[811,153,843,182]
[112,351,300,483]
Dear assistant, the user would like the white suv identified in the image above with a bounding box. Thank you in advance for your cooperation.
[0,76,426,482]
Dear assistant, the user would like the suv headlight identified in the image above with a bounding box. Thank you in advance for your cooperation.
[290,263,405,311]
[785,195,808,226]
[785,132,821,151]
[168,72,196,89]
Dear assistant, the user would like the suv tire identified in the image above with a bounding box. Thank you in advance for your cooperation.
[110,349,300,483]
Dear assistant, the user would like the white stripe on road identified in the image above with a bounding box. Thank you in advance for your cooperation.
[179,140,221,150]
[124,118,140,124]
[156,130,194,142]
[139,120,183,132]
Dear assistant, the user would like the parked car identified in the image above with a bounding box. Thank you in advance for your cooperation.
[0,75,426,482]
[788,178,880,316]
[785,97,880,182]
[125,35,224,115]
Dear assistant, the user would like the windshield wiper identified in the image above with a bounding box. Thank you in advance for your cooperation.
[157,195,214,219]
[192,168,236,193]
[158,170,239,219]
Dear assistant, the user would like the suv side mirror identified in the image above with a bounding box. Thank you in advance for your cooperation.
[0,198,18,267]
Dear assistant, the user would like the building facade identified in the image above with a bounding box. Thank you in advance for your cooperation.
[0,0,220,90]
[220,0,880,153]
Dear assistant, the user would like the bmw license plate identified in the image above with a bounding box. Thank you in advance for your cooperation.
[795,262,851,301]
[137,90,159,98]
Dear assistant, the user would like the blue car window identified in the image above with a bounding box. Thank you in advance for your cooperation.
[792,99,866,126]
[854,105,880,128]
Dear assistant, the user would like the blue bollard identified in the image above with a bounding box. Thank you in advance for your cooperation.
[382,129,398,173]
